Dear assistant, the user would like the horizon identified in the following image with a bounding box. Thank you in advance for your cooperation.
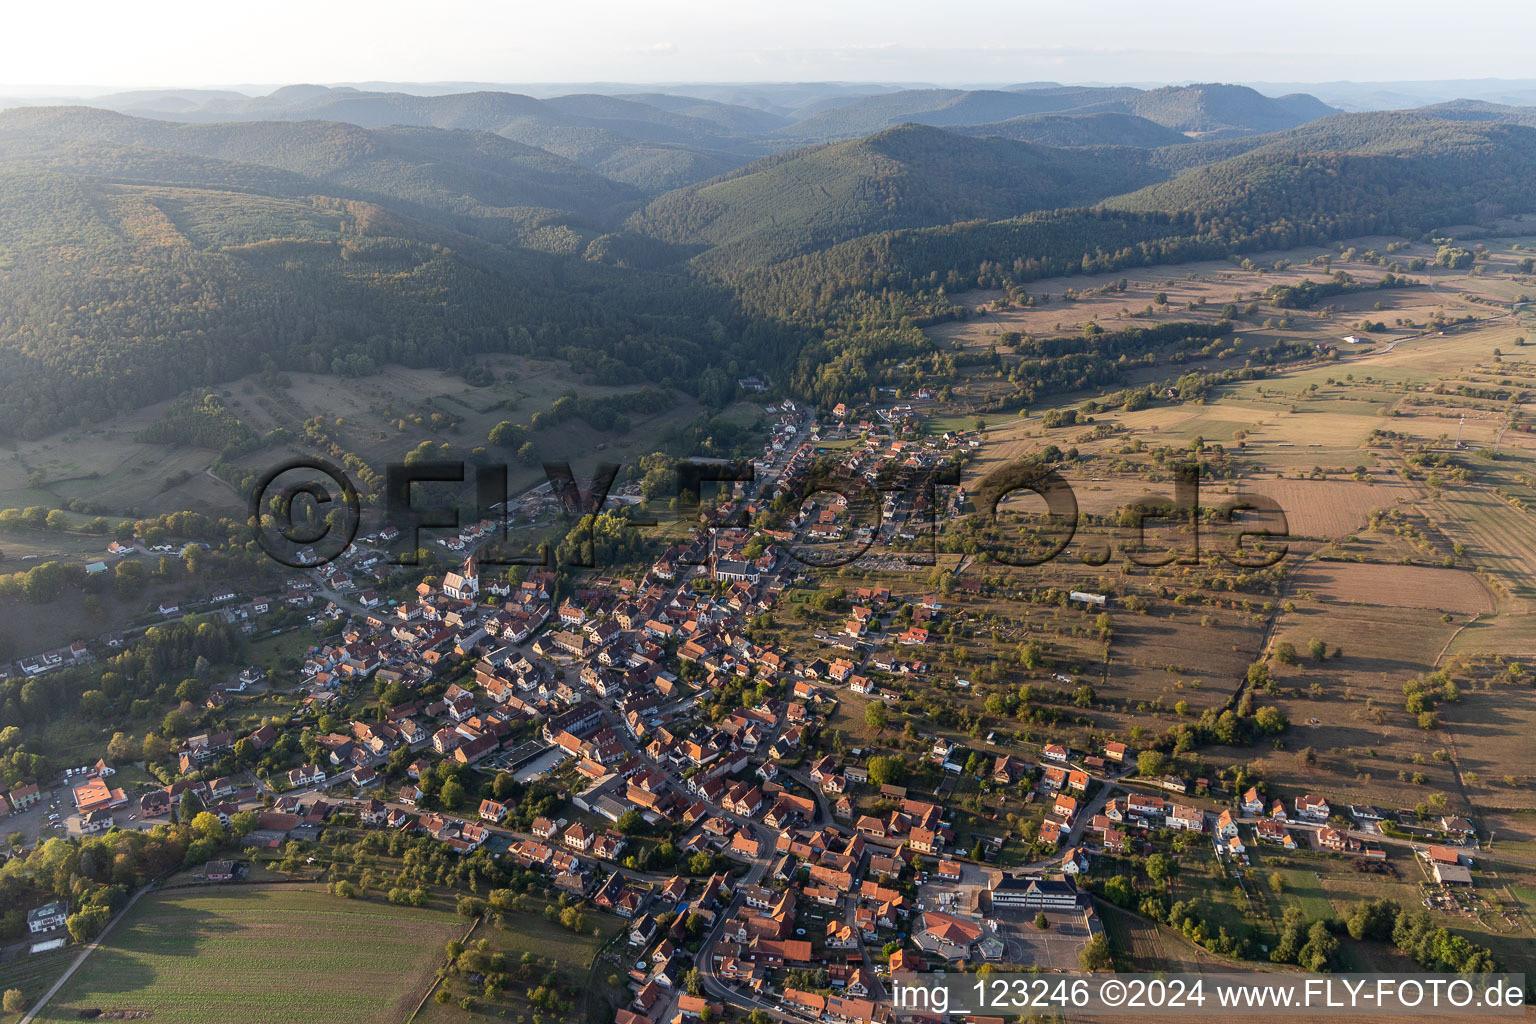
[7,76,1536,115]
[5,0,1536,90]
[10,76,1536,95]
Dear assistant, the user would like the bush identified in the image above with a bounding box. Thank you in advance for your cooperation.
[66,905,111,944]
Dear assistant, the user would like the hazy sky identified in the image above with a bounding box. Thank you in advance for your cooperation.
[5,0,1536,90]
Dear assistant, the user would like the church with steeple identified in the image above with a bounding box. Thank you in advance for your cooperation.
[442,554,480,601]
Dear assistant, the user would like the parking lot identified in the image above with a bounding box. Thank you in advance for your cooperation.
[4,787,60,852]
[513,747,569,782]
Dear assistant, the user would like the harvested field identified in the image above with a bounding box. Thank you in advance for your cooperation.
[1444,603,1536,660]
[1442,683,1536,813]
[1428,485,1536,600]
[973,473,1413,545]
[1270,601,1457,678]
[1105,613,1260,709]
[1236,477,1418,539]
[1290,562,1494,615]
[1237,602,1469,808]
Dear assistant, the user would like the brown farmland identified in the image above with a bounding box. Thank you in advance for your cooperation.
[1291,562,1494,616]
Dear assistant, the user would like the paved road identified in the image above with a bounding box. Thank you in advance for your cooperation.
[697,838,788,1020]
[1012,762,1135,871]
[781,768,834,824]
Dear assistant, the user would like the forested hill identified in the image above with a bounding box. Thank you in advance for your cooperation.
[708,113,1536,404]
[954,112,1191,148]
[1109,113,1536,225]
[722,112,1536,306]
[626,124,1165,270]
[0,156,800,439]
[3,88,1535,440]
[0,107,644,242]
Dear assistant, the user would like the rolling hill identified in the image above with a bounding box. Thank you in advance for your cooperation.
[0,134,792,439]
[0,106,643,232]
[83,85,767,191]
[628,123,1164,271]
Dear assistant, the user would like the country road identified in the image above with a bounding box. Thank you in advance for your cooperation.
[19,882,157,1024]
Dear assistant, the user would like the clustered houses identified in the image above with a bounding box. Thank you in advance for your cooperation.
[1087,790,1203,856]
[211,442,1060,1018]
[1090,780,1405,867]
[104,463,991,973]
[1217,787,1390,859]
[705,822,907,1000]
[852,797,950,854]
[777,408,974,557]
[105,554,575,866]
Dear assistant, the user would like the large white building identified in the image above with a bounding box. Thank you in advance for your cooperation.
[443,555,480,601]
[989,874,1083,911]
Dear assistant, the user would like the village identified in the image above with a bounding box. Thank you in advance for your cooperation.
[0,392,1515,1024]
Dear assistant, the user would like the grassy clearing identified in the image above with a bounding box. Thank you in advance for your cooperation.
[1278,867,1337,921]
[0,353,717,520]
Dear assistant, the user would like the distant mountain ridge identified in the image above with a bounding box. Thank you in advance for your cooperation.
[1413,99,1536,127]
[71,86,772,192]
[41,81,1340,190]
[0,106,644,247]
[953,112,1191,148]
[5,84,1532,445]
[771,83,1338,142]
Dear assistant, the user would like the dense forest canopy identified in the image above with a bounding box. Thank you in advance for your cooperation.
[3,89,1536,439]
[0,163,798,438]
